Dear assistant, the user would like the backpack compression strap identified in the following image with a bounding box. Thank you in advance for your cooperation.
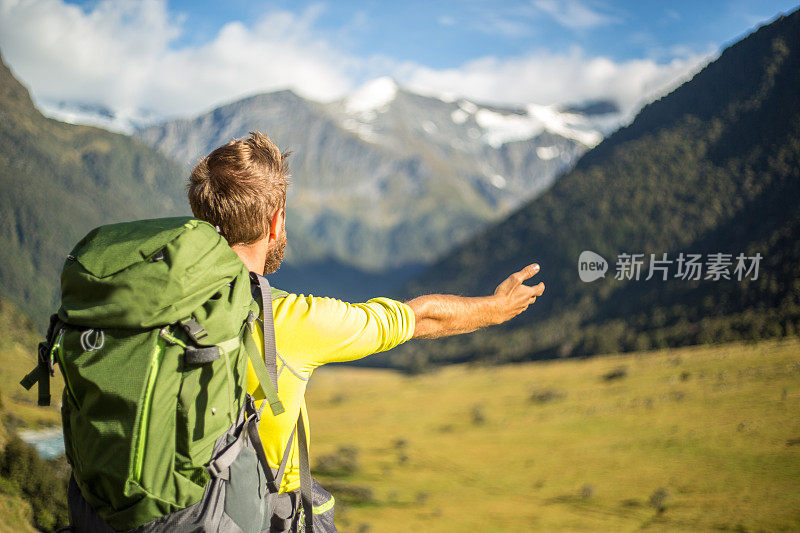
[297,409,315,532]
[20,314,61,406]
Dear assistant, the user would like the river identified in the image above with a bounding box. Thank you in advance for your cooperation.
[18,427,65,459]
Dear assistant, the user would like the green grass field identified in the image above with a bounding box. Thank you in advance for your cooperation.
[306,338,800,532]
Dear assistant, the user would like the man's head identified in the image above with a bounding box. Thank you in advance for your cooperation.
[188,131,290,274]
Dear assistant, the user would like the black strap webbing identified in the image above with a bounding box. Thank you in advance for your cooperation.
[297,410,314,533]
[21,314,61,406]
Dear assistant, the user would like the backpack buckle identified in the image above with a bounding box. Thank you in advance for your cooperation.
[179,317,208,343]
[37,341,51,368]
[206,458,230,481]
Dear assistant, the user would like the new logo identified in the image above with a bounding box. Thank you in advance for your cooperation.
[578,250,608,282]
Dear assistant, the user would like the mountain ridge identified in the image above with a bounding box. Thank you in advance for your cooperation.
[388,9,800,370]
[136,79,620,270]
[0,50,188,327]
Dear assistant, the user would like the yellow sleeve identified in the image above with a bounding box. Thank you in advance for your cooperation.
[272,293,416,374]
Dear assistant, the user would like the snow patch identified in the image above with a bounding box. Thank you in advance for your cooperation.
[341,118,381,144]
[473,103,605,149]
[490,174,507,189]
[526,104,602,147]
[37,99,160,134]
[344,77,398,116]
[536,146,560,160]
[475,109,545,148]
[451,109,469,124]
[459,100,478,114]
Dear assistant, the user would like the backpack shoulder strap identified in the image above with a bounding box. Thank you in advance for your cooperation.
[250,273,279,390]
[250,276,313,530]
[244,273,285,416]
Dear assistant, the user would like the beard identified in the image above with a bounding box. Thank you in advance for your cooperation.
[263,231,287,275]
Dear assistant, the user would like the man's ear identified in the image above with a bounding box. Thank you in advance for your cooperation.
[268,207,285,240]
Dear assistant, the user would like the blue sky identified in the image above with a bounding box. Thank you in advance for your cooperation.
[155,0,797,65]
[0,0,797,118]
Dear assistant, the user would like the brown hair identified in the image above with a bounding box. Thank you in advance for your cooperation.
[188,131,290,245]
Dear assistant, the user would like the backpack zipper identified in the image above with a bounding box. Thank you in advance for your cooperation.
[133,333,167,484]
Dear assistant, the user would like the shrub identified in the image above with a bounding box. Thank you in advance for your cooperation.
[603,367,628,381]
[323,481,374,505]
[471,405,486,425]
[649,487,670,513]
[0,435,69,530]
[314,446,360,477]
[529,388,566,404]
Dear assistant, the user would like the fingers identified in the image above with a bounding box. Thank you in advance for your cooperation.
[530,281,545,298]
[518,281,544,302]
[511,263,540,285]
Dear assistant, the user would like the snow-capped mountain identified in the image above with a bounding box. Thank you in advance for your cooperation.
[335,77,621,150]
[134,79,622,270]
[36,99,160,134]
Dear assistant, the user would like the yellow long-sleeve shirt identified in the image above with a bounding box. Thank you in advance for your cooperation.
[245,292,415,493]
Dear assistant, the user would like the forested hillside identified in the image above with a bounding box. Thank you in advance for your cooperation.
[0,52,187,327]
[394,9,800,370]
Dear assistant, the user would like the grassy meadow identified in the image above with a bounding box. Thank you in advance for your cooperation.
[307,338,800,532]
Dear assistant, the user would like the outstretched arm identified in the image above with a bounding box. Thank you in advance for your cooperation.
[405,263,545,339]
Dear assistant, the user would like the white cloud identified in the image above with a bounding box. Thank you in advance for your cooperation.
[398,47,713,116]
[0,0,714,125]
[532,0,621,30]
[0,0,355,117]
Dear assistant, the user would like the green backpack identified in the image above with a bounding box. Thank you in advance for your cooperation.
[21,217,294,532]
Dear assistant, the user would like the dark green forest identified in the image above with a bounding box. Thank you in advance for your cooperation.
[392,9,800,371]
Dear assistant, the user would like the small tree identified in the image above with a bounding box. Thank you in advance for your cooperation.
[649,487,670,513]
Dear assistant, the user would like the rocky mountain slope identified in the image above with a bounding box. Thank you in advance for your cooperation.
[137,80,620,270]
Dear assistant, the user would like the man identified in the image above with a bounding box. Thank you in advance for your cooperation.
[187,131,545,529]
